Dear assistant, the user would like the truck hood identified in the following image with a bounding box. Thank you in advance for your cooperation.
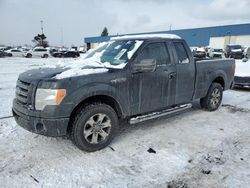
[19,58,126,82]
[19,67,65,82]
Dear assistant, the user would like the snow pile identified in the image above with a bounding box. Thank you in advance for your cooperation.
[112,33,181,40]
[235,59,250,77]
[53,58,110,79]
[54,67,108,79]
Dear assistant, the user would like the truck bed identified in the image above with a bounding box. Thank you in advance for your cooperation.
[194,58,235,100]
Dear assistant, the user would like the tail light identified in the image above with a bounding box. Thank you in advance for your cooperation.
[232,63,235,75]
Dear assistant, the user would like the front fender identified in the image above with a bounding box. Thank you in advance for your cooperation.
[64,83,129,118]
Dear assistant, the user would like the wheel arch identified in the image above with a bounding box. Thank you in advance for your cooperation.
[67,94,123,134]
[212,76,225,89]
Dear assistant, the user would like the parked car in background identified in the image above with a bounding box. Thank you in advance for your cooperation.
[0,51,5,58]
[52,51,80,58]
[234,59,250,88]
[79,46,86,53]
[24,47,50,58]
[48,48,58,55]
[62,51,80,58]
[225,44,244,59]
[208,48,223,58]
[5,49,24,57]
[0,46,12,51]
[0,49,12,57]
[243,46,250,59]
[193,47,206,58]
[51,50,67,58]
[70,46,78,51]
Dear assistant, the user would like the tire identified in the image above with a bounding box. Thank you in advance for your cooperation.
[26,53,32,58]
[43,54,48,58]
[71,103,119,152]
[8,53,13,57]
[200,83,223,111]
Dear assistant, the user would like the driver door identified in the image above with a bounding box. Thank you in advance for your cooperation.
[129,41,176,115]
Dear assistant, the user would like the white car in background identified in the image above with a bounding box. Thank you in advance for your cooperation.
[208,48,224,58]
[79,46,86,53]
[24,47,50,58]
[244,46,250,58]
[234,59,250,88]
[5,49,24,57]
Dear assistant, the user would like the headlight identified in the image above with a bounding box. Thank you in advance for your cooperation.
[35,89,66,110]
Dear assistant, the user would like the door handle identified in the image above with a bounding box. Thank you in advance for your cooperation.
[169,72,176,79]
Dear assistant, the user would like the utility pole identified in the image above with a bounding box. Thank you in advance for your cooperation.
[61,27,64,47]
[227,31,231,44]
[40,20,44,34]
[169,24,172,31]
[40,20,44,46]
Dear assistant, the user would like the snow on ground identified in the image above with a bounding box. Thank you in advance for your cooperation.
[0,57,250,187]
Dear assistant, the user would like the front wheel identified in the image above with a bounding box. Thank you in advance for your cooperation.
[200,83,223,111]
[26,53,32,58]
[71,103,119,152]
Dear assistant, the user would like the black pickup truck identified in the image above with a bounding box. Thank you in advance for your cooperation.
[13,34,235,152]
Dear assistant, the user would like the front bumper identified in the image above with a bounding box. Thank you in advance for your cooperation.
[230,53,243,59]
[13,101,69,137]
[213,54,222,58]
[234,76,250,87]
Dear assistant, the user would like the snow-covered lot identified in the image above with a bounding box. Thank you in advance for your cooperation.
[0,57,250,188]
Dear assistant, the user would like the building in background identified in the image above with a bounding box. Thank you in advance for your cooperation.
[84,23,250,50]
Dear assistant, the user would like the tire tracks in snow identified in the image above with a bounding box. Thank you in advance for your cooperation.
[0,115,13,120]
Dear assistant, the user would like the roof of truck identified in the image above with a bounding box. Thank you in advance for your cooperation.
[111,34,181,41]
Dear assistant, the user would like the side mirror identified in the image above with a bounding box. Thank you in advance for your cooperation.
[131,59,157,73]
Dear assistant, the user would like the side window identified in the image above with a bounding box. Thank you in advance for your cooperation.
[34,48,46,52]
[136,43,171,65]
[174,42,190,64]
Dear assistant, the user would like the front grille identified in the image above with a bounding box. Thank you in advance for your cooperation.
[16,79,31,105]
[234,76,250,84]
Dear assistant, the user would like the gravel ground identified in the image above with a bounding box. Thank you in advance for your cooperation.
[0,57,250,188]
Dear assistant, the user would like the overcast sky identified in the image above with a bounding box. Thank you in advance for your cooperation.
[1,0,250,46]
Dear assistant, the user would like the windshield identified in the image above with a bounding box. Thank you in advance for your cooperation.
[85,40,143,65]
[230,45,241,50]
[213,49,223,52]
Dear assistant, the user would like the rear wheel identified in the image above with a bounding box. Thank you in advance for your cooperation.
[200,83,223,111]
[71,103,119,152]
[43,54,48,58]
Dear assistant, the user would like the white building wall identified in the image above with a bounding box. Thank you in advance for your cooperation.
[235,35,250,47]
[209,35,250,49]
[209,37,225,49]
[90,43,100,49]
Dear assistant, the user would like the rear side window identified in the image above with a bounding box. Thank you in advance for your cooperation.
[34,48,47,52]
[174,42,190,64]
[136,42,171,65]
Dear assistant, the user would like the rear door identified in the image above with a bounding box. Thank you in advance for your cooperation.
[129,40,176,115]
[173,41,196,104]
